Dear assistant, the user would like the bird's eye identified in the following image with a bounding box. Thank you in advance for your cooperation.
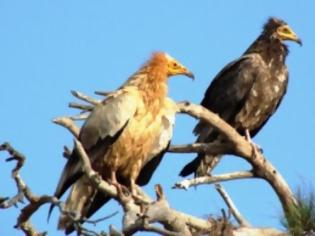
[173,62,178,68]
[282,28,290,34]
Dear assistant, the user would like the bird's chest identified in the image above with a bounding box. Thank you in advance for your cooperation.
[236,69,288,131]
[104,103,166,177]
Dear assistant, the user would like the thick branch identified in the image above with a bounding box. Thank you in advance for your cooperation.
[176,102,296,215]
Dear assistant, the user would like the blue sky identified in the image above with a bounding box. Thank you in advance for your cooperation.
[0,0,314,235]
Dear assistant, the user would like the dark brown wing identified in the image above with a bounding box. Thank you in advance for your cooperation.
[195,54,267,138]
[248,69,288,137]
[180,54,268,177]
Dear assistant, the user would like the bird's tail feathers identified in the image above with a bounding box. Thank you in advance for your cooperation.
[179,154,222,177]
[58,176,95,233]
[179,155,202,177]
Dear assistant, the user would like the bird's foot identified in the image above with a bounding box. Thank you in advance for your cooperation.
[132,193,148,205]
[107,171,130,198]
[111,182,132,204]
[130,182,148,205]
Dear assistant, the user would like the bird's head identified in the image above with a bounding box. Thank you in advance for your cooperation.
[144,52,194,81]
[263,17,302,46]
[164,53,194,79]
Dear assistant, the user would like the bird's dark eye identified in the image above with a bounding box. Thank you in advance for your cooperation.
[173,62,178,68]
[282,28,290,34]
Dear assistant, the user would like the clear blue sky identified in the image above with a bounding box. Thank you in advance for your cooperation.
[0,0,314,235]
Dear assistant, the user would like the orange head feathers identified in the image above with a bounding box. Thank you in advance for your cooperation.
[145,52,194,81]
[124,52,194,98]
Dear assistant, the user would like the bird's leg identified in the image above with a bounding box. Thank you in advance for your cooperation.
[130,179,137,196]
[129,178,147,205]
[108,171,131,201]
[109,170,125,192]
[245,129,261,158]
[110,170,118,185]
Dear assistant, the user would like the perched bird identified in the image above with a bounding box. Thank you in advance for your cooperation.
[50,52,194,233]
[180,17,301,178]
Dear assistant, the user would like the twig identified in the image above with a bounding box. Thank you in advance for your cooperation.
[95,90,111,96]
[173,171,254,189]
[142,223,183,236]
[69,113,90,120]
[215,184,251,227]
[69,102,94,111]
[0,142,48,236]
[84,211,119,225]
[71,90,100,105]
[53,117,80,138]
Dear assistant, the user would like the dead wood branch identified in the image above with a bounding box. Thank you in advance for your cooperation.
[53,117,80,138]
[73,138,213,235]
[215,183,251,227]
[1,90,292,235]
[174,101,296,216]
[68,102,94,111]
[95,90,111,96]
[174,171,254,189]
[71,90,100,105]
[57,91,293,233]
[0,142,49,236]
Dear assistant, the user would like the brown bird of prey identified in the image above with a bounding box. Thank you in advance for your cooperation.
[180,17,301,178]
[50,52,194,233]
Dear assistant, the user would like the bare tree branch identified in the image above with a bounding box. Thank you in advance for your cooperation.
[174,171,254,189]
[95,90,111,97]
[175,102,296,216]
[73,139,213,235]
[68,102,94,111]
[215,183,251,227]
[69,113,90,120]
[71,90,100,105]
[84,211,119,225]
[0,89,294,235]
[53,117,80,138]
[0,142,49,236]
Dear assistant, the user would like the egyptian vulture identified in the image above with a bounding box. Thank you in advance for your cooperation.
[50,52,194,233]
[180,17,301,177]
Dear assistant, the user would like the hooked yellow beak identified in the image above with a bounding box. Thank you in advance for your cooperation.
[277,25,302,46]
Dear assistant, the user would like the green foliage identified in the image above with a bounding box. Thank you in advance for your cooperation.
[281,188,315,236]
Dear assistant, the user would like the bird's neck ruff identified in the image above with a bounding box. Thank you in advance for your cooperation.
[134,67,168,106]
[245,34,289,67]
[124,65,168,108]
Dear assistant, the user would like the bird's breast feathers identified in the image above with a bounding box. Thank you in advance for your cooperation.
[102,96,176,178]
